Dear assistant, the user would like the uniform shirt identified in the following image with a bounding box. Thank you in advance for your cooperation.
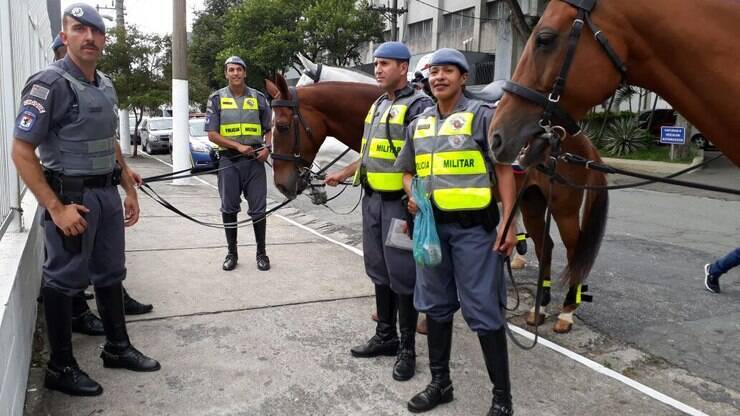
[204,86,272,134]
[14,55,110,147]
[394,94,496,174]
[369,84,435,128]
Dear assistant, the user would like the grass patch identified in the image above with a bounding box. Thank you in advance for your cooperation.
[597,144,696,163]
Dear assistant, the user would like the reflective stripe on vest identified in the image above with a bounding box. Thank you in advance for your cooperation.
[353,91,423,192]
[412,102,492,211]
[217,87,262,146]
[46,66,117,176]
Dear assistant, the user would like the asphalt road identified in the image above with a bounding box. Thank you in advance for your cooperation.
[147,146,739,408]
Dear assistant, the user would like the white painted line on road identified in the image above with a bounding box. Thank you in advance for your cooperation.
[140,152,707,416]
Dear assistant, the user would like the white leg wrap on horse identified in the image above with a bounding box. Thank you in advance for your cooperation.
[558,311,574,324]
[529,306,549,317]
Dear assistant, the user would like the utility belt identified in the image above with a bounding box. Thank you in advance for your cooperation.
[361,179,405,201]
[432,203,500,232]
[43,167,121,254]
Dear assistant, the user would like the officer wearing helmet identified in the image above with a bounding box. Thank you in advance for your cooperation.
[394,48,517,415]
[325,41,433,382]
[205,56,272,272]
[12,3,160,397]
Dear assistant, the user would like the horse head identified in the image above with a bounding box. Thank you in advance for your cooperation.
[266,74,326,199]
[489,0,626,168]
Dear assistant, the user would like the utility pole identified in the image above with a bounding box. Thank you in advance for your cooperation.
[111,0,133,156]
[368,0,407,41]
[172,0,191,184]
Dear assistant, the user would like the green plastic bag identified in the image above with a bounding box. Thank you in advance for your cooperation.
[412,177,442,267]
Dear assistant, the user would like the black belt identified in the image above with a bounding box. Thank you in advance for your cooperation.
[433,204,500,232]
[362,184,405,201]
[44,169,120,191]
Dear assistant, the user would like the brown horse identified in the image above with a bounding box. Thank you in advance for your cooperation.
[266,73,608,333]
[490,0,740,166]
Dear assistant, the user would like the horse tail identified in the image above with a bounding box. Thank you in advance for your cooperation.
[561,150,609,287]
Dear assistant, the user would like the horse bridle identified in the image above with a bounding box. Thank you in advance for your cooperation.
[502,0,628,137]
[270,86,314,174]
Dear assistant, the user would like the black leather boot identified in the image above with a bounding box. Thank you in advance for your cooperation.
[95,283,161,372]
[408,317,454,413]
[351,284,399,357]
[71,292,105,336]
[479,328,513,416]
[123,287,153,315]
[253,217,270,271]
[42,286,103,396]
[223,213,238,271]
[393,293,418,381]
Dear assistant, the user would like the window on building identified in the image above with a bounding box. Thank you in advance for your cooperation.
[486,1,503,21]
[408,19,433,41]
[443,7,475,32]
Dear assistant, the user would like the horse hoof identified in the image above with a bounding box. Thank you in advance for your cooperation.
[553,319,573,333]
[510,255,526,270]
[416,317,428,335]
[525,312,546,327]
[371,312,378,322]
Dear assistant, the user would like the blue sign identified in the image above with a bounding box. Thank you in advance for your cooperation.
[660,126,685,145]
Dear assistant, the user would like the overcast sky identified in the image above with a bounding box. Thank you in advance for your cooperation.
[60,0,207,35]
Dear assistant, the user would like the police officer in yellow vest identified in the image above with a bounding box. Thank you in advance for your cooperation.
[206,56,272,272]
[394,49,518,415]
[325,42,433,381]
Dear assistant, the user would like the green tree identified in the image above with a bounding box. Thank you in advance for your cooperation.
[100,25,172,156]
[300,0,384,66]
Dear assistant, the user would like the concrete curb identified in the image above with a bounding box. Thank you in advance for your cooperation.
[602,149,704,176]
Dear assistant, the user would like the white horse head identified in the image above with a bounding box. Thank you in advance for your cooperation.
[295,53,376,86]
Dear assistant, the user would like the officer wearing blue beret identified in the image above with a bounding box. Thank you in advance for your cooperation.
[205,56,273,271]
[325,41,434,382]
[395,48,518,415]
[12,2,160,397]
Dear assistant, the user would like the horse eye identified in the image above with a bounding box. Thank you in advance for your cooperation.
[535,32,557,49]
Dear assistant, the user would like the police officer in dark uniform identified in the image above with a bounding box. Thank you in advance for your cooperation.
[206,56,272,272]
[12,4,160,396]
[325,41,434,381]
[48,35,153,339]
[395,49,518,415]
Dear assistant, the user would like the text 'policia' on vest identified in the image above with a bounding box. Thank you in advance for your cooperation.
[215,87,263,148]
[412,99,492,211]
[354,89,425,192]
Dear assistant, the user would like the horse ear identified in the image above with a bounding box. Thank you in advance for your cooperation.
[298,53,317,73]
[274,73,290,98]
[265,79,280,99]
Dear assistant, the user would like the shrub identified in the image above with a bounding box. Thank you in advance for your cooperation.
[602,116,651,156]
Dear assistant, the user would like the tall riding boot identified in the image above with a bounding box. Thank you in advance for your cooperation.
[42,286,103,396]
[479,327,513,416]
[393,293,418,381]
[71,291,105,336]
[351,284,399,357]
[408,317,454,412]
[123,286,154,315]
[223,213,238,271]
[95,282,161,372]
[253,216,270,271]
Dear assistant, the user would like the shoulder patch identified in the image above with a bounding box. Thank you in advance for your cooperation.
[22,99,46,114]
[17,110,37,131]
[30,84,50,100]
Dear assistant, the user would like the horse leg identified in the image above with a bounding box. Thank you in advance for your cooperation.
[551,212,581,334]
[520,187,553,326]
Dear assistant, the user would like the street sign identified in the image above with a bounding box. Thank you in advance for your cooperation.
[660,126,686,145]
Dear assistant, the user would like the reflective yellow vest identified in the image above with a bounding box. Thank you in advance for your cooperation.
[412,101,492,211]
[353,90,426,192]
[216,86,263,147]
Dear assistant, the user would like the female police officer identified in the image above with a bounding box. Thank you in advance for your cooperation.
[394,49,517,415]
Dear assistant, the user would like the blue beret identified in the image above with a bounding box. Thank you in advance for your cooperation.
[429,48,469,73]
[64,3,106,34]
[224,56,246,68]
[51,34,64,51]
[373,41,411,61]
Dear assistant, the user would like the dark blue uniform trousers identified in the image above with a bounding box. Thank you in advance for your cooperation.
[414,222,507,334]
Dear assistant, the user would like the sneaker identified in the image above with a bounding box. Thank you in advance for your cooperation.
[704,263,720,294]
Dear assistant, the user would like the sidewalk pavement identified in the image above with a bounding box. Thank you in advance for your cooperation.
[22,155,716,415]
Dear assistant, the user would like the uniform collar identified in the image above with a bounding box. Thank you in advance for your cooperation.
[383,83,414,101]
[59,55,99,85]
[435,92,469,118]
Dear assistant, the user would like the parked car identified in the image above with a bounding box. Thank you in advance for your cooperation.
[637,109,713,149]
[128,117,141,145]
[141,117,173,154]
[188,118,218,171]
